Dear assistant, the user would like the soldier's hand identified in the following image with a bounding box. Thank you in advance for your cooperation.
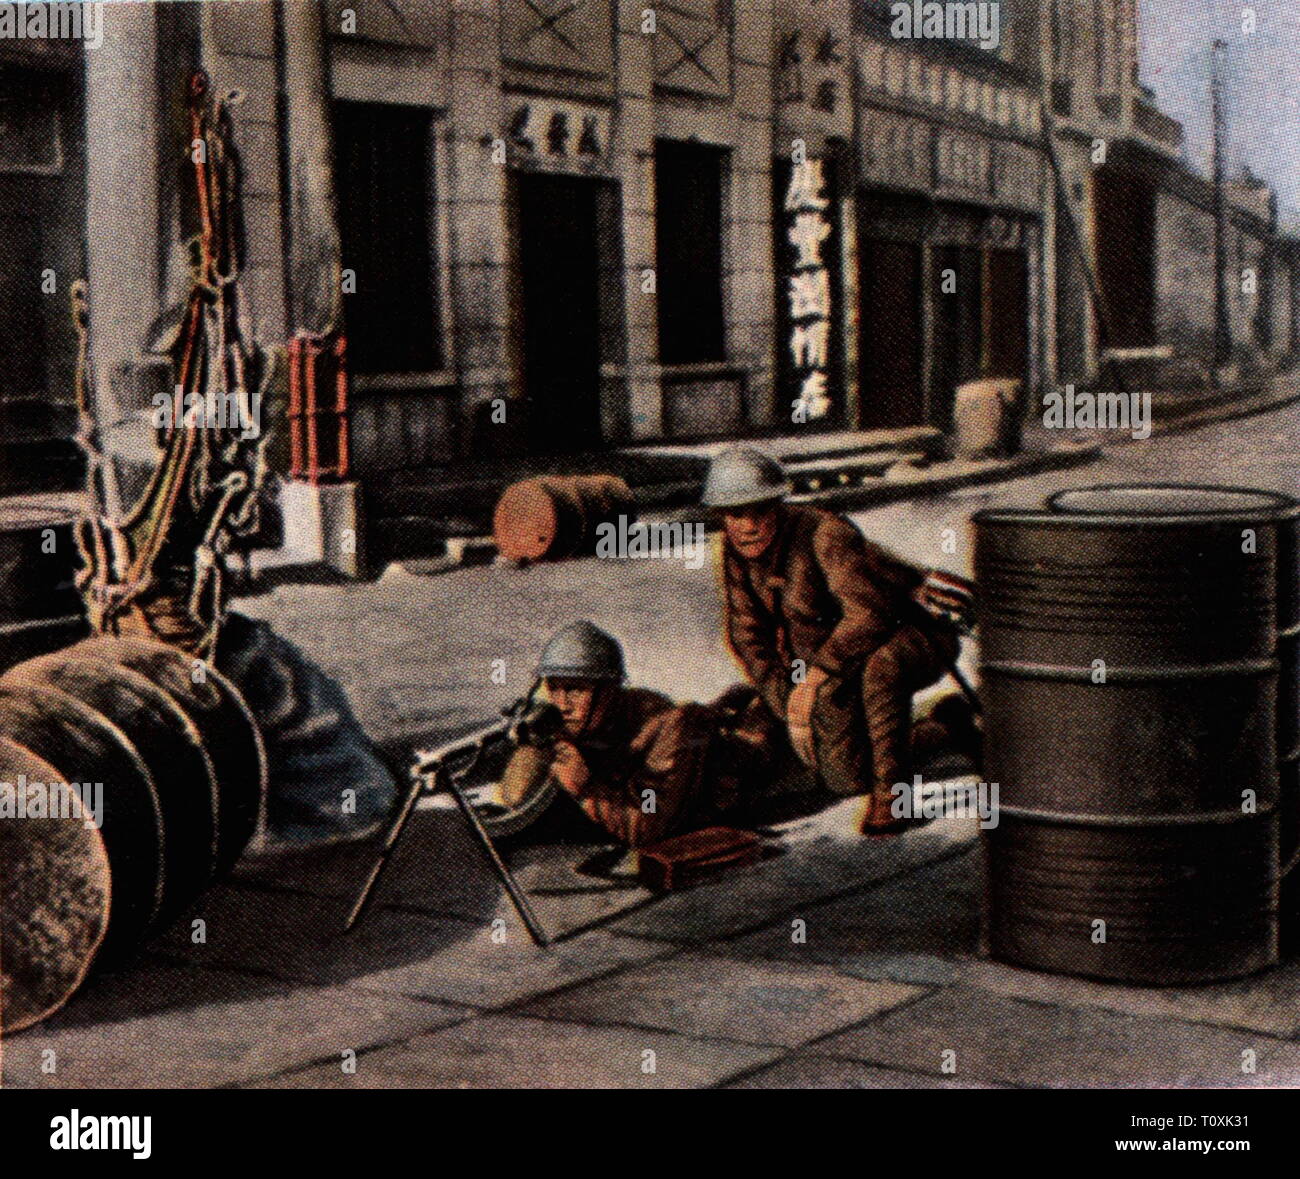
[550,740,591,794]
[786,667,828,765]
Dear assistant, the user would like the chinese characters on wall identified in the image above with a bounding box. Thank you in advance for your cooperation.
[785,158,835,420]
[507,100,609,162]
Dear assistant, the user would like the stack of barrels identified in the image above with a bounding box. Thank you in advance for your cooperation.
[975,485,1297,985]
[0,636,266,1031]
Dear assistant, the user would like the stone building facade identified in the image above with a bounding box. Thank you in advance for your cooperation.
[1045,0,1298,386]
[2,1,1297,507]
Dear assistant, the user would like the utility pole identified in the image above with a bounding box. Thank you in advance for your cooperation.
[1211,38,1232,376]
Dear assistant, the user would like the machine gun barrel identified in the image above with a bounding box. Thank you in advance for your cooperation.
[411,716,514,777]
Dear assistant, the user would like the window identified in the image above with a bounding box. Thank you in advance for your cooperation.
[655,139,728,364]
[333,102,440,374]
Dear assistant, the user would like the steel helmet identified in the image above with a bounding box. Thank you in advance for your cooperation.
[535,622,626,681]
[701,446,792,509]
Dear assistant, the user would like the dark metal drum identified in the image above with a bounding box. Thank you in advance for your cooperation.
[1049,483,1300,951]
[0,503,87,673]
[976,487,1283,984]
[4,653,221,921]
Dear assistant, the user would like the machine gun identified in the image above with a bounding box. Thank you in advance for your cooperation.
[344,685,564,944]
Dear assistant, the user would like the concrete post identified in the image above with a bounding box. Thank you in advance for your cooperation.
[279,0,342,337]
[84,1,161,515]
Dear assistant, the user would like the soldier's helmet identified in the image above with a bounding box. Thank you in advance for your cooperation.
[701,446,792,509]
[536,622,626,682]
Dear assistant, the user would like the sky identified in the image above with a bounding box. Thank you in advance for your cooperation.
[1139,0,1300,220]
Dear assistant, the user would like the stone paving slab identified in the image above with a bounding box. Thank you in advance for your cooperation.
[517,952,926,1048]
[144,880,669,1010]
[251,1014,783,1089]
[2,964,468,1089]
[709,847,979,986]
[956,957,1300,1042]
[812,986,1300,1088]
[725,1054,1008,1089]
[610,813,978,943]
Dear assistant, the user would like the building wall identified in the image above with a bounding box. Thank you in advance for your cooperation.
[855,25,1049,423]
[1153,181,1281,365]
[62,0,1293,506]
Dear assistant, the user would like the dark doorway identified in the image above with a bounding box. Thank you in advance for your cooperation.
[655,140,727,365]
[931,245,984,430]
[333,101,440,375]
[986,247,1030,384]
[858,238,924,428]
[516,173,603,453]
[1094,167,1156,348]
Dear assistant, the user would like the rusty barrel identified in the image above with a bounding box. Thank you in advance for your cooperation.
[1050,484,1300,950]
[493,474,635,563]
[0,502,86,672]
[975,487,1283,984]
[0,636,266,1032]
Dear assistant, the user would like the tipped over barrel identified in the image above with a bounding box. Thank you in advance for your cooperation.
[0,636,266,1032]
[975,486,1286,985]
[493,474,635,563]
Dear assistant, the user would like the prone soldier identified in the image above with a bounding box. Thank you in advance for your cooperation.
[498,622,784,848]
[703,446,967,834]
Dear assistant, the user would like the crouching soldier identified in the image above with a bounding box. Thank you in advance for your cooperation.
[498,623,778,848]
[703,446,963,834]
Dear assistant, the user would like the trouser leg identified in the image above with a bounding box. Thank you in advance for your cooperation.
[811,624,958,799]
[861,624,958,797]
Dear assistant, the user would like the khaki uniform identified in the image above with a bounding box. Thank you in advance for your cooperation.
[719,503,958,798]
[501,687,740,848]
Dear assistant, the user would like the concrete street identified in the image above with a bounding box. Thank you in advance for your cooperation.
[4,404,1300,1089]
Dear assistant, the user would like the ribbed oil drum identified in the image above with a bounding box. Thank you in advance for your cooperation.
[493,474,636,563]
[975,488,1281,984]
[1050,484,1300,949]
[0,503,87,672]
[0,736,111,1033]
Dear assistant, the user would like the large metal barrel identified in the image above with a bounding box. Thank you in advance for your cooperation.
[0,636,266,1032]
[1049,484,1300,949]
[0,502,87,672]
[493,474,636,563]
[975,487,1282,984]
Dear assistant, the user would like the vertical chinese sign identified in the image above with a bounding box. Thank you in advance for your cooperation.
[774,0,850,427]
[777,154,842,424]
